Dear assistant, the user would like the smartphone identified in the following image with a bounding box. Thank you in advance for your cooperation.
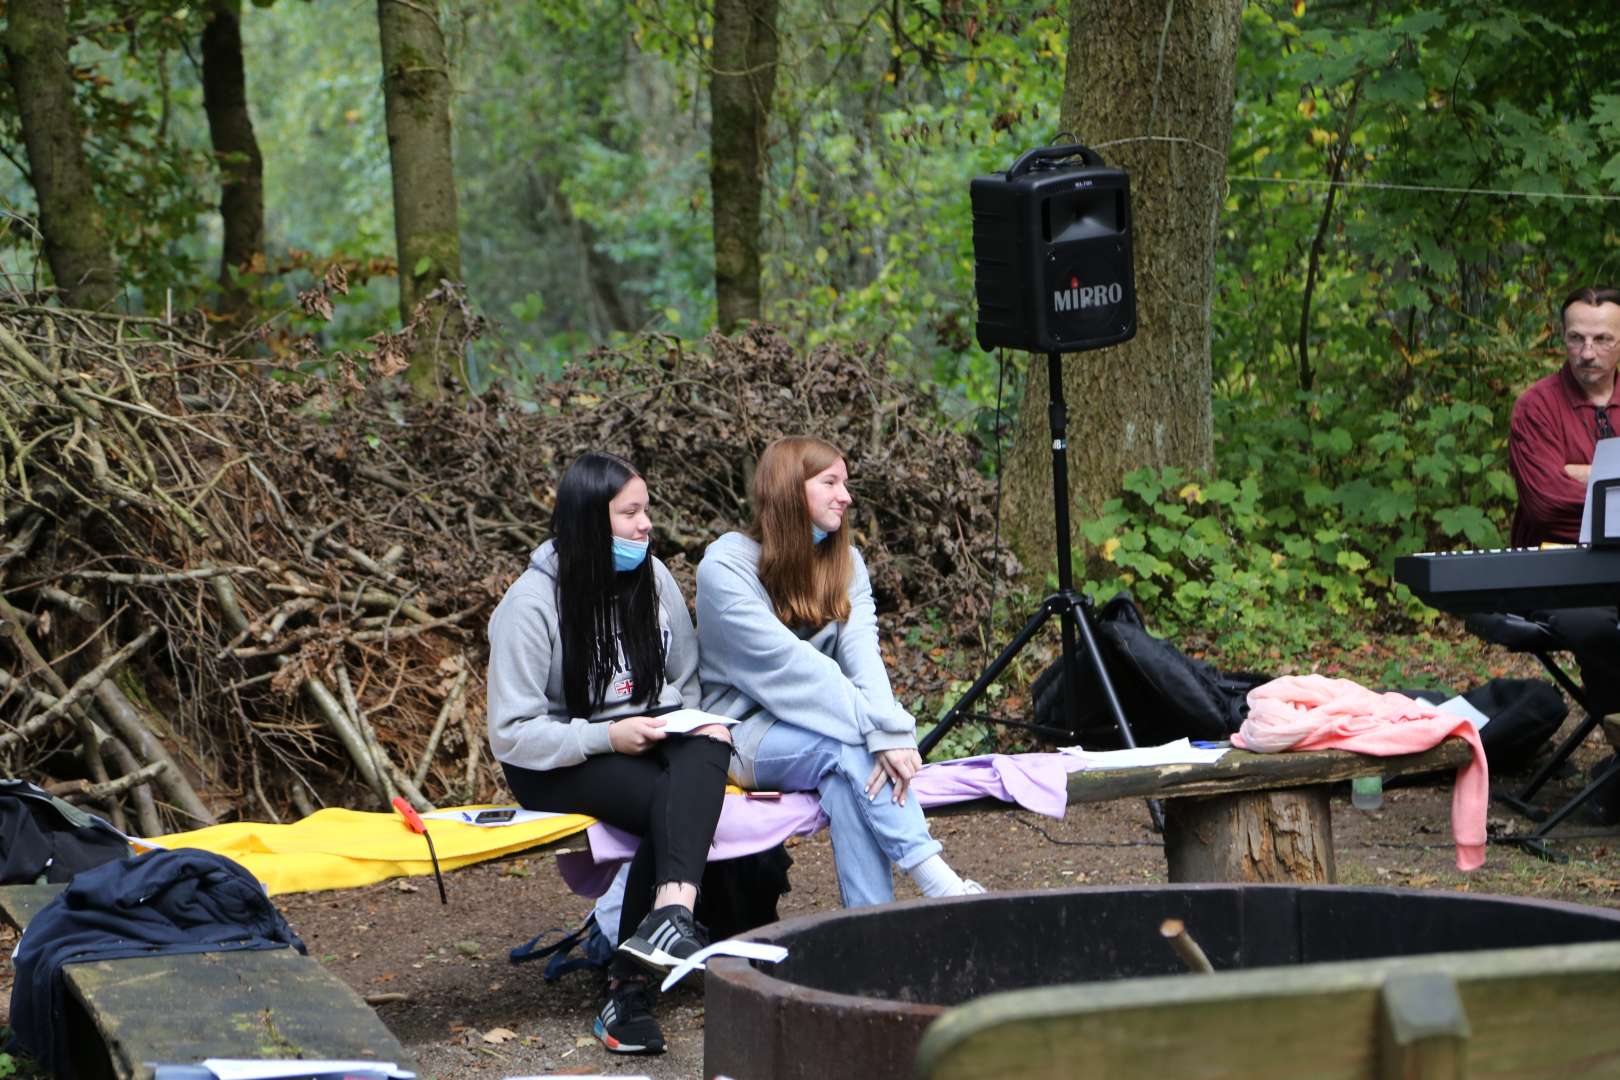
[745,791,782,801]
[473,808,517,823]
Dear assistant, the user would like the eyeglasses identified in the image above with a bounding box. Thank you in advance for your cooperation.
[1565,331,1620,353]
[1599,409,1616,440]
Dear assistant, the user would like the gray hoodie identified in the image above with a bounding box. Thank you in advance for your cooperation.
[695,531,916,787]
[486,541,701,772]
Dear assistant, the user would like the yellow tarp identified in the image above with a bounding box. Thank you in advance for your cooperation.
[136,807,594,896]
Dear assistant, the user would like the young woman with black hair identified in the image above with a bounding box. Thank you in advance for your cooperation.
[697,436,981,907]
[487,451,732,1056]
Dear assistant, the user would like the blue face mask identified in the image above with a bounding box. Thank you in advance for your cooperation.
[812,525,830,544]
[612,535,649,572]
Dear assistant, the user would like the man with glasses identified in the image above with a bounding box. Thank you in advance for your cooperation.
[1504,284,1620,822]
[1509,284,1620,547]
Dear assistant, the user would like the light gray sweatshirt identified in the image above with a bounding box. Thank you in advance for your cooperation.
[486,540,701,772]
[696,531,916,786]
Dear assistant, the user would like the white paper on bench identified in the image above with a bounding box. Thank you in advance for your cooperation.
[202,1060,413,1079]
[659,939,789,992]
[420,807,568,827]
[1059,738,1230,768]
[1436,694,1492,730]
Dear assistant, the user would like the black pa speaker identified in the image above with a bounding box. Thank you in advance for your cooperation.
[971,143,1136,354]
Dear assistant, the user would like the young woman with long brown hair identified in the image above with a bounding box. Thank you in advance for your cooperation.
[696,436,980,906]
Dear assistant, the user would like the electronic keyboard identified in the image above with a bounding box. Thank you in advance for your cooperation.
[1394,546,1620,614]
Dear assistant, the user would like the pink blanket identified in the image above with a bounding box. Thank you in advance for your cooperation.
[1233,674,1488,871]
[556,752,1073,898]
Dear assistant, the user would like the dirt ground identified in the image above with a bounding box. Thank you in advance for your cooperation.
[5,729,1619,1080]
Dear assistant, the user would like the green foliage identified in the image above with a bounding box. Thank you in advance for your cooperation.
[0,2,214,304]
[1220,0,1620,405]
[1077,358,1523,660]
[0,1029,45,1079]
[1081,322,1537,654]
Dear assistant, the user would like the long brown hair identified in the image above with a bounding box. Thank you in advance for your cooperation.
[749,436,854,628]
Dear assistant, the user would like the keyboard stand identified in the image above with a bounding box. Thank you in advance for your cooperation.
[1501,749,1620,863]
[1492,653,1600,822]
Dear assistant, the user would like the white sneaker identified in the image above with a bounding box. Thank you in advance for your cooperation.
[958,879,987,895]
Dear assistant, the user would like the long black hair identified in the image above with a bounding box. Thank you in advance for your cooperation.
[553,452,665,718]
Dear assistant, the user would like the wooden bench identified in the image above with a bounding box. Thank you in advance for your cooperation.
[0,884,414,1080]
[935,738,1474,884]
[914,940,1620,1079]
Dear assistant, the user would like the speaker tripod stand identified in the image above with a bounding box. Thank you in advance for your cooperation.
[918,352,1158,824]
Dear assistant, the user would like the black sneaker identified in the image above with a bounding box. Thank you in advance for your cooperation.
[593,982,665,1055]
[617,904,709,972]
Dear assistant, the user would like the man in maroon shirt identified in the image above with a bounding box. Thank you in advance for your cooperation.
[1509,284,1620,546]
[1502,285,1620,820]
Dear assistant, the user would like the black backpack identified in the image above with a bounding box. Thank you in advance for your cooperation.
[511,843,794,979]
[1410,678,1567,774]
[1032,593,1268,748]
[0,778,131,885]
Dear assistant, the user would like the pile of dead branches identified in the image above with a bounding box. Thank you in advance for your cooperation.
[0,308,1012,833]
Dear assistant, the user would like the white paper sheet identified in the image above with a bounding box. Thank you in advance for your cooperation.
[1435,694,1492,730]
[659,939,789,992]
[1059,738,1230,768]
[1579,437,1620,543]
[421,807,567,827]
[201,1060,411,1080]
[658,708,740,735]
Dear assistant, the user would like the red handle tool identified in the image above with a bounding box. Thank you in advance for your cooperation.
[392,796,447,904]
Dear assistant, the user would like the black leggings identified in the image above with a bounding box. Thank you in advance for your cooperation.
[1540,607,1620,714]
[501,733,731,953]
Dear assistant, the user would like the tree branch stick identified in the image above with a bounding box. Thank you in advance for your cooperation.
[70,565,258,584]
[413,664,469,788]
[48,760,168,804]
[1159,918,1215,974]
[211,573,390,804]
[19,624,160,732]
[0,322,105,421]
[264,581,435,625]
[34,585,97,621]
[0,595,116,806]
[93,677,215,826]
[103,736,163,836]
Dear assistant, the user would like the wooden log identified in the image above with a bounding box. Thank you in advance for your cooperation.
[1379,972,1469,1079]
[929,739,1473,817]
[1162,786,1335,884]
[0,882,66,931]
[66,949,413,1080]
[914,941,1620,1080]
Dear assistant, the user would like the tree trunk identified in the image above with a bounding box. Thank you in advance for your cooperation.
[709,0,780,333]
[377,0,467,398]
[201,0,265,324]
[1162,788,1335,883]
[1001,0,1241,577]
[3,0,118,310]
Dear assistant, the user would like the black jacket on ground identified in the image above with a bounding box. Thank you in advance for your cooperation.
[9,848,305,1079]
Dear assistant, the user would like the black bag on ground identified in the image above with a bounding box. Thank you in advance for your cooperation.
[0,778,131,885]
[1032,593,1267,748]
[1407,678,1567,775]
[511,843,794,980]
[695,842,794,941]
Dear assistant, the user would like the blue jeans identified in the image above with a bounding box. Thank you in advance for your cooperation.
[751,722,941,907]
